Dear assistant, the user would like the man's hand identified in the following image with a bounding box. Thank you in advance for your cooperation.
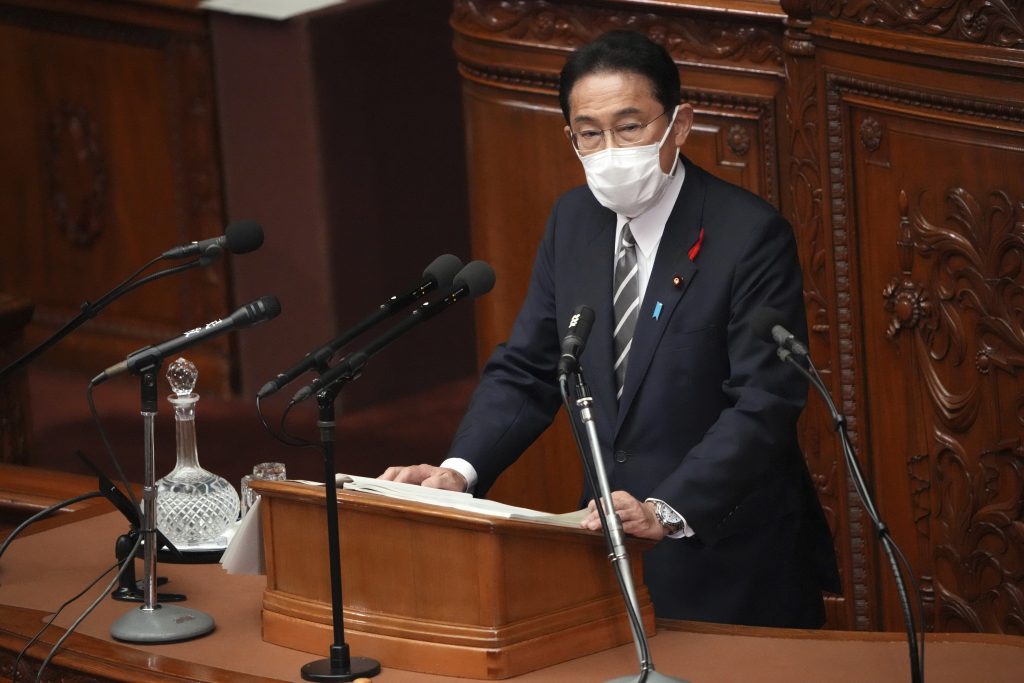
[580,490,666,540]
[378,464,468,492]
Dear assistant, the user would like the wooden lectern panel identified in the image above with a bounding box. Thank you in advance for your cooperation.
[253,480,655,679]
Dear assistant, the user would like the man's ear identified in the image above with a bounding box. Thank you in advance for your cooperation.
[672,104,695,148]
[564,124,573,142]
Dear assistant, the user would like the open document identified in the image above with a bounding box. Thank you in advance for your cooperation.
[222,475,587,574]
[335,473,588,527]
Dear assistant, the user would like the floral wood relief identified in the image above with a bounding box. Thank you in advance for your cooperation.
[887,187,1024,633]
[46,104,108,248]
[860,115,882,151]
[934,431,1024,633]
[452,0,785,69]
[812,0,1024,48]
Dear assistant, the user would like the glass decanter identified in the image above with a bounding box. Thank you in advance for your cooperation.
[155,357,239,547]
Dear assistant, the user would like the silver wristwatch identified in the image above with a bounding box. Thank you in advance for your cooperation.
[652,499,685,535]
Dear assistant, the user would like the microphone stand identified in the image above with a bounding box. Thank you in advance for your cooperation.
[559,367,689,683]
[299,376,380,682]
[109,366,215,643]
[778,349,924,683]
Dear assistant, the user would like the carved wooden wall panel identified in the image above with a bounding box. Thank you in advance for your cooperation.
[828,73,1024,633]
[0,1,230,391]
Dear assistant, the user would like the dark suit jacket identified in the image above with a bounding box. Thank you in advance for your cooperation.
[448,156,841,626]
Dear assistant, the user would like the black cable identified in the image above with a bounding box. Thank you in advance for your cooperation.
[86,382,139,512]
[0,492,103,563]
[277,399,319,451]
[10,551,124,682]
[256,394,308,448]
[31,534,142,683]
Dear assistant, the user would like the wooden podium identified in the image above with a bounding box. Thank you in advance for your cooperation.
[252,480,655,679]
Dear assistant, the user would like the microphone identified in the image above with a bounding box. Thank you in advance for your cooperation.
[291,260,495,403]
[161,220,264,261]
[92,295,281,385]
[256,253,464,399]
[557,305,595,377]
[751,306,809,358]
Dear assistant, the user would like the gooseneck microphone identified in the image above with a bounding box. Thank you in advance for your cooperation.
[750,306,808,358]
[161,220,264,261]
[557,305,595,378]
[91,295,281,385]
[752,305,924,683]
[256,254,464,399]
[291,260,495,403]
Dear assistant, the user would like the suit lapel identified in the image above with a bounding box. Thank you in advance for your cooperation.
[615,157,706,435]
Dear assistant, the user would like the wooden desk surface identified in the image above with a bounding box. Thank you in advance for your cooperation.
[1,511,1022,682]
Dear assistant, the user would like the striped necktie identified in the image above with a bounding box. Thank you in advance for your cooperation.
[613,223,640,400]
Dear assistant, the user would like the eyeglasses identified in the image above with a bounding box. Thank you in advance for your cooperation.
[569,110,668,153]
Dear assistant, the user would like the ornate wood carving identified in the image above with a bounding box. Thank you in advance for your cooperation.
[0,657,99,683]
[46,104,108,248]
[781,13,857,629]
[683,88,780,206]
[823,71,881,630]
[859,115,882,151]
[452,0,785,73]
[810,0,1024,48]
[827,65,1024,625]
[726,123,751,156]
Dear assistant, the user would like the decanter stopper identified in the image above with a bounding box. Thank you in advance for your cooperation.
[167,356,198,398]
[156,357,240,548]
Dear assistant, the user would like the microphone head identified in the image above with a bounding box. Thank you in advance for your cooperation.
[224,220,264,255]
[423,253,463,290]
[255,295,282,320]
[565,305,595,343]
[750,306,784,344]
[453,261,496,299]
[236,295,282,327]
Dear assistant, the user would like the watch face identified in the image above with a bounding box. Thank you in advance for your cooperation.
[657,501,681,525]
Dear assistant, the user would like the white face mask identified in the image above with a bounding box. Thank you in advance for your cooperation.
[577,106,679,218]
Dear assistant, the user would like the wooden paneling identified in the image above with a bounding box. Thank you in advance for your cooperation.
[811,28,1024,634]
[0,1,231,391]
[450,0,1024,637]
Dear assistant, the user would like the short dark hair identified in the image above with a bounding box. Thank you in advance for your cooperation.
[558,31,681,123]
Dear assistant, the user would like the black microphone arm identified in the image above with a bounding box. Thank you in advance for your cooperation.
[0,221,265,384]
[291,260,495,403]
[753,307,924,683]
[91,295,281,386]
[257,253,463,399]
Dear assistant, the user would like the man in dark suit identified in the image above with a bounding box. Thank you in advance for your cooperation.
[382,30,840,627]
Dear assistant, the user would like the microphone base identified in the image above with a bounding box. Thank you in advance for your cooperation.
[110,604,214,643]
[300,656,381,681]
[607,672,691,683]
